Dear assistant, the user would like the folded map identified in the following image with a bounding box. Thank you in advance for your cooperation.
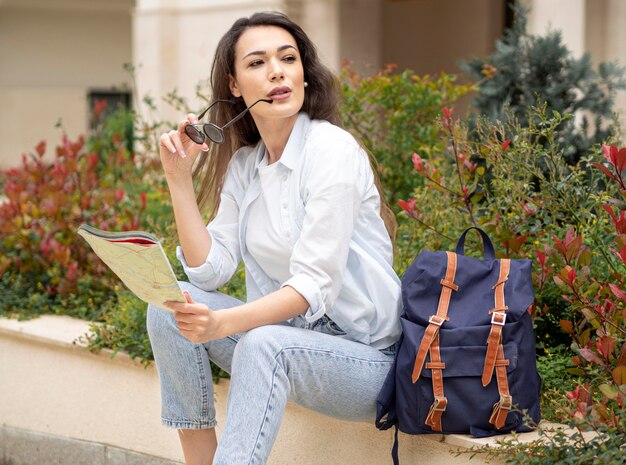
[77,224,185,308]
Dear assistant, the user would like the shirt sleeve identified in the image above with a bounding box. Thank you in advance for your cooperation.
[281,135,369,322]
[177,157,243,291]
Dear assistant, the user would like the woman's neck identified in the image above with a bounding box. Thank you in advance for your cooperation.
[255,113,299,164]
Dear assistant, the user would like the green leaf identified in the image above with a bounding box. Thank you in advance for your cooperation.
[599,383,618,400]
[567,367,586,376]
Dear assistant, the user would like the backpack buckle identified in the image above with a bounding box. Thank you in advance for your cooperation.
[428,315,446,326]
[432,396,448,412]
[498,394,512,410]
[491,311,507,326]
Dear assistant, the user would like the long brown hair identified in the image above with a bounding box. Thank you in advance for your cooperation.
[194,11,397,242]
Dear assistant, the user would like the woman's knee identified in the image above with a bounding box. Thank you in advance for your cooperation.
[146,303,177,339]
[234,325,293,360]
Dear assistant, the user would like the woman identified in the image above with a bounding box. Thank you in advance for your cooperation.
[148,11,402,465]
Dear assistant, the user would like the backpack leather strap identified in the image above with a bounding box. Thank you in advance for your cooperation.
[413,251,458,432]
[482,258,514,429]
[412,251,458,383]
[489,344,512,428]
[482,259,510,386]
[424,333,447,431]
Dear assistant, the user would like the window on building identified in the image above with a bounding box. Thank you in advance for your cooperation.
[87,89,132,130]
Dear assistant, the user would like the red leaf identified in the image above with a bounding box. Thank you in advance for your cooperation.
[535,248,546,266]
[609,284,626,302]
[604,144,626,173]
[552,234,567,257]
[597,337,616,360]
[566,385,579,400]
[579,347,605,366]
[522,202,536,216]
[559,319,573,334]
[611,244,626,264]
[411,153,423,171]
[591,162,618,182]
[617,147,626,173]
[501,139,511,151]
[615,211,626,234]
[567,268,576,285]
[93,98,108,121]
[602,144,617,165]
[35,140,46,158]
[397,198,417,216]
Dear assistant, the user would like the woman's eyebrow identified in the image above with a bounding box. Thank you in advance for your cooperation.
[242,44,297,60]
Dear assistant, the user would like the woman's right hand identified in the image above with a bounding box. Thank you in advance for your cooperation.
[159,113,209,178]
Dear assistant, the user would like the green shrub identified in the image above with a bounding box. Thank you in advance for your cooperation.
[339,63,471,206]
[536,345,582,422]
[462,5,625,165]
[398,104,620,343]
[83,288,154,364]
[462,411,625,465]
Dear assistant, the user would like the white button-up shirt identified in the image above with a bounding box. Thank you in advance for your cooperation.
[177,112,402,349]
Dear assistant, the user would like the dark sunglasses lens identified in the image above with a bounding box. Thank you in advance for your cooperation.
[204,124,224,144]
[184,126,205,144]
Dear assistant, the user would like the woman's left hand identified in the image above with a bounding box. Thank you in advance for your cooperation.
[165,291,224,343]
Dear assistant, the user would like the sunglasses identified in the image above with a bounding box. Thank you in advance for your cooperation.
[184,98,273,145]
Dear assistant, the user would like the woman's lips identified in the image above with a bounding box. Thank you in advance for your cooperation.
[269,91,291,101]
[268,86,292,100]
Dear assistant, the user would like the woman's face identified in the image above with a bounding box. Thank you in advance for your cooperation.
[229,25,305,122]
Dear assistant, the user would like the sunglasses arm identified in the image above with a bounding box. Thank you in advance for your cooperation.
[222,98,273,130]
[196,99,236,120]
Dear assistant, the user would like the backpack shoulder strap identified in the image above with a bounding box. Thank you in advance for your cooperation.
[411,251,459,382]
[482,258,514,429]
[482,259,511,385]
[412,251,459,432]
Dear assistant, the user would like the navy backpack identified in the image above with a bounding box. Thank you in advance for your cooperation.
[376,228,541,463]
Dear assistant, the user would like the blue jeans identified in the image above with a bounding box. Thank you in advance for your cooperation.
[147,282,396,465]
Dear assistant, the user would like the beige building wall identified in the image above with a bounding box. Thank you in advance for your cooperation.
[287,0,341,72]
[527,0,586,56]
[338,0,383,74]
[2,0,625,170]
[133,0,288,123]
[381,0,505,76]
[0,0,134,168]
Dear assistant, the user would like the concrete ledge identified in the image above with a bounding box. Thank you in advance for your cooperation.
[0,315,537,465]
[1,425,182,465]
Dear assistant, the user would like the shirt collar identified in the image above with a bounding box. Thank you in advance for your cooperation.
[254,112,311,172]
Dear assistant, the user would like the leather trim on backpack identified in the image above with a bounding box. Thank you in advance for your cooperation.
[412,251,458,432]
[482,259,511,386]
[411,251,458,383]
[482,259,514,429]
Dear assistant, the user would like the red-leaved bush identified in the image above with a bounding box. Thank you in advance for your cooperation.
[0,132,146,301]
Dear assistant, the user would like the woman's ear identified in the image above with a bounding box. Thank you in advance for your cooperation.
[229,75,241,98]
